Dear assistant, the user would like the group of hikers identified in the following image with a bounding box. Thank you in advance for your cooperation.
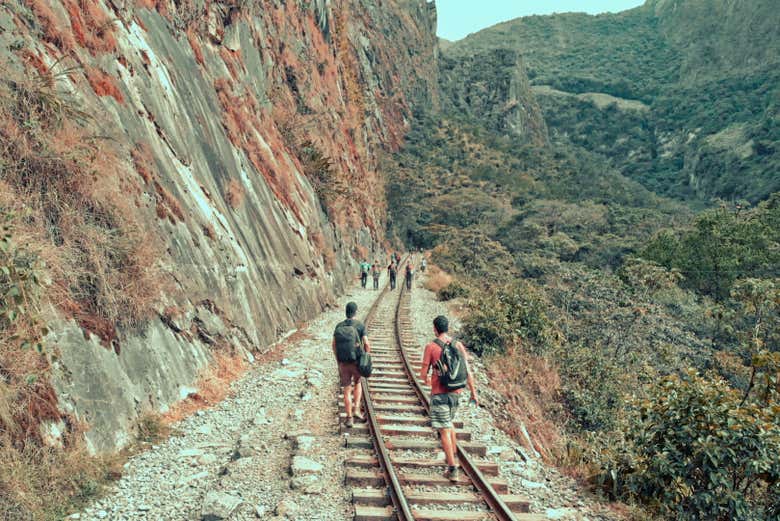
[359,251,426,291]
[333,251,476,482]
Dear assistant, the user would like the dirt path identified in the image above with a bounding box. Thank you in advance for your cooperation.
[73,282,383,521]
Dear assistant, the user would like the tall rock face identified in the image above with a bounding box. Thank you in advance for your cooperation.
[0,0,437,452]
[439,47,547,145]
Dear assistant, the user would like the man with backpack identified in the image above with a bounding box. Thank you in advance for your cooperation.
[387,260,397,290]
[332,302,371,427]
[372,262,381,290]
[359,260,371,289]
[405,262,414,291]
[419,315,478,481]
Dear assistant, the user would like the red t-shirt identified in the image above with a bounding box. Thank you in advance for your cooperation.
[422,338,465,395]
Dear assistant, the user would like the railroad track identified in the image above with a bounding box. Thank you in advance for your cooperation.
[341,272,546,521]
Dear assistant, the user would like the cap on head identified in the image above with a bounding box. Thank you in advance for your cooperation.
[433,315,448,334]
[346,301,358,318]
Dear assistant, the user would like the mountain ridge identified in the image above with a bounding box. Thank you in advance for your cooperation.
[442,0,779,202]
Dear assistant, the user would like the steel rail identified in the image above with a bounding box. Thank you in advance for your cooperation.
[358,256,414,521]
[393,281,520,521]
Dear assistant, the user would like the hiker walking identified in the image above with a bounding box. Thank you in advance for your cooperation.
[332,302,371,427]
[421,257,427,273]
[372,262,381,290]
[388,260,397,290]
[405,262,414,291]
[359,259,371,289]
[419,315,478,481]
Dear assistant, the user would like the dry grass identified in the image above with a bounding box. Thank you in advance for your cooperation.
[24,0,76,51]
[186,27,205,66]
[84,65,124,103]
[0,433,123,521]
[423,264,453,293]
[1,71,165,336]
[0,70,168,520]
[484,344,564,463]
[64,0,117,54]
[225,178,245,209]
[162,350,248,423]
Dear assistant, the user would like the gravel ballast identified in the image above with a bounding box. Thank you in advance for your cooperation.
[74,282,383,521]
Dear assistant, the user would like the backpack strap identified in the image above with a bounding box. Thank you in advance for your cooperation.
[432,338,451,349]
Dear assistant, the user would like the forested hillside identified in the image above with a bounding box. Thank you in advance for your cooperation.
[445,0,780,203]
[388,1,780,519]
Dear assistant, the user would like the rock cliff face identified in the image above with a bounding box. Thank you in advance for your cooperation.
[439,47,547,145]
[0,0,437,452]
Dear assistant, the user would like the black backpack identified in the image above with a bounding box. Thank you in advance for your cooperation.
[334,320,361,362]
[357,349,373,378]
[433,339,468,391]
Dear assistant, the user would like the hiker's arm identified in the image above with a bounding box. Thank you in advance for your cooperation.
[419,345,431,385]
[459,343,478,405]
[362,335,371,353]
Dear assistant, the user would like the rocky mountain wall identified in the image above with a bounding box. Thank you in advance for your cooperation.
[439,47,547,145]
[0,0,437,452]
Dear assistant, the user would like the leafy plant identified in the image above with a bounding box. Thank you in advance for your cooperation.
[623,370,780,521]
[460,279,559,356]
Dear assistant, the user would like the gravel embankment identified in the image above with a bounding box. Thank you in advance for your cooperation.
[409,272,624,521]
[73,282,383,521]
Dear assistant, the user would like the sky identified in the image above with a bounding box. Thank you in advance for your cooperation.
[436,0,645,41]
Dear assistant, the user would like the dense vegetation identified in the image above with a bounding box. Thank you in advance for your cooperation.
[388,104,780,518]
[445,1,780,203]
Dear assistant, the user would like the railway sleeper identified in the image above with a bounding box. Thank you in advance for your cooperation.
[345,423,472,440]
[352,488,530,512]
[346,456,497,475]
[339,413,463,428]
[355,504,543,521]
[345,437,487,457]
[346,468,508,493]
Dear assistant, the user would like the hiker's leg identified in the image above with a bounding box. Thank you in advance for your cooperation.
[343,384,353,418]
[439,427,456,466]
[352,379,363,415]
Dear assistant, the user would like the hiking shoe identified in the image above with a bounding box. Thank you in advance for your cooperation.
[448,467,460,482]
[345,417,354,428]
[353,411,366,423]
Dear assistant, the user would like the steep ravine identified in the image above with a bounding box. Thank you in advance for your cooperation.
[0,0,437,452]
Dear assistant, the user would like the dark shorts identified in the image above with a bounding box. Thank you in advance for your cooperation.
[430,392,460,429]
[338,361,361,387]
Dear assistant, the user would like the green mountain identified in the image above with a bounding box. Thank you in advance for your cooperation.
[444,0,780,203]
[387,1,779,518]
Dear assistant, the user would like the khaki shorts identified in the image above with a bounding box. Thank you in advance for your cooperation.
[430,392,460,429]
[338,361,361,387]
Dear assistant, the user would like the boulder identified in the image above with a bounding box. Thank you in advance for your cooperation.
[201,491,243,520]
[290,455,323,476]
[275,498,299,517]
[290,474,324,494]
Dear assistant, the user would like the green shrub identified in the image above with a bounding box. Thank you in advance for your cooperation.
[431,228,516,284]
[622,370,780,521]
[642,200,779,300]
[460,279,558,356]
[436,280,469,301]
